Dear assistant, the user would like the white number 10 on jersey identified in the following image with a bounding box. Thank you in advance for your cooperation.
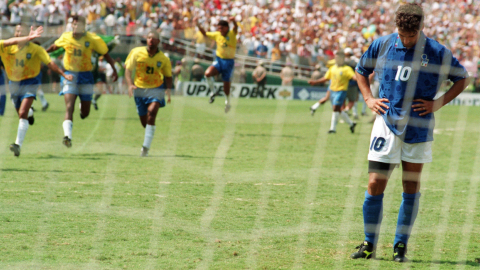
[395,66,412,81]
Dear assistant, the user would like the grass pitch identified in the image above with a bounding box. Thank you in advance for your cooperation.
[0,94,479,269]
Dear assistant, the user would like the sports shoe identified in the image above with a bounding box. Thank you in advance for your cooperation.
[42,102,49,112]
[350,122,357,133]
[393,242,408,262]
[28,115,35,125]
[351,241,375,259]
[140,146,149,157]
[328,130,336,134]
[224,104,231,113]
[93,102,98,110]
[63,136,72,148]
[209,94,216,104]
[9,143,20,157]
[310,107,316,116]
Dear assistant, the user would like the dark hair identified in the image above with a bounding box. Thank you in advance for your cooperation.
[395,3,424,32]
[71,15,86,25]
[218,20,229,28]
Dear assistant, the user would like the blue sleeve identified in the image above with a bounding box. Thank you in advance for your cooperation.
[444,49,469,82]
[356,38,383,77]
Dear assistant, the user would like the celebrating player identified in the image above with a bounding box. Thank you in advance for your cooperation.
[351,3,470,262]
[125,31,172,157]
[194,16,238,113]
[0,25,72,156]
[309,50,357,134]
[46,16,118,148]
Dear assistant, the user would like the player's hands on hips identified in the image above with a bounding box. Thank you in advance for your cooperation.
[63,74,73,81]
[128,84,137,98]
[366,97,389,115]
[412,99,440,116]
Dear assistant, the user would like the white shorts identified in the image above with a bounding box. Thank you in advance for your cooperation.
[368,115,432,164]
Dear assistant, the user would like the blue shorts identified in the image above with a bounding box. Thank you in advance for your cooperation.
[134,84,166,116]
[330,90,347,106]
[0,72,5,95]
[212,56,234,82]
[9,75,41,109]
[60,71,94,101]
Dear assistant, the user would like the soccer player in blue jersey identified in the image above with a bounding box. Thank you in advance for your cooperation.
[351,3,470,262]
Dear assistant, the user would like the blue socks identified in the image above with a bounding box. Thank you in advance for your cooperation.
[394,192,421,247]
[363,191,384,246]
[0,94,5,116]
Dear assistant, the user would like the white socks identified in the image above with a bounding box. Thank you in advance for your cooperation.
[143,124,156,149]
[352,102,358,117]
[63,120,73,139]
[330,112,339,131]
[206,76,215,96]
[38,89,48,107]
[225,93,230,105]
[15,119,29,147]
[341,111,354,126]
[311,102,320,110]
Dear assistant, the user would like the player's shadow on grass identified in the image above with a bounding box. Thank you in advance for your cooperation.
[1,168,64,173]
[158,154,233,160]
[374,257,479,266]
[35,153,129,160]
[237,133,303,139]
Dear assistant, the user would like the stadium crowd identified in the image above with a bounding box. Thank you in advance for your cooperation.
[0,0,478,89]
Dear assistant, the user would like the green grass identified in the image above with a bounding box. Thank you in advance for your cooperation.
[0,94,480,269]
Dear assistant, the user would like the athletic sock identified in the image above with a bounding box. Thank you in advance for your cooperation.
[15,119,29,147]
[0,94,6,115]
[63,120,73,139]
[330,111,339,131]
[352,102,358,117]
[225,93,230,105]
[311,102,320,110]
[206,76,215,96]
[143,124,156,149]
[38,90,48,107]
[94,94,101,101]
[341,111,354,126]
[394,192,421,247]
[363,191,384,246]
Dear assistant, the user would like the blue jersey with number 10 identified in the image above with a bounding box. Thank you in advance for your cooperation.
[356,32,468,143]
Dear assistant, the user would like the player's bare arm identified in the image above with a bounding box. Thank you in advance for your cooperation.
[103,53,118,82]
[193,17,207,37]
[412,77,471,116]
[47,62,72,81]
[229,16,238,34]
[3,26,43,47]
[164,76,173,104]
[356,71,389,115]
[46,44,58,53]
[125,68,136,98]
[308,77,328,86]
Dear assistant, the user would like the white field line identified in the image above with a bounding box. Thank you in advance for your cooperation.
[84,96,128,269]
[76,99,108,153]
[196,99,238,270]
[245,100,288,269]
[329,121,373,269]
[429,105,468,269]
[455,113,480,269]
[145,98,185,270]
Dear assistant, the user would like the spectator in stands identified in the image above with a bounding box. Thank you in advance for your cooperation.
[280,62,294,86]
[252,61,267,98]
[255,38,268,59]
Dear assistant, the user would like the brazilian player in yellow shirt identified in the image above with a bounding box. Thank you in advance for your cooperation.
[194,16,238,113]
[0,25,72,156]
[125,31,172,157]
[309,50,357,134]
[46,16,118,148]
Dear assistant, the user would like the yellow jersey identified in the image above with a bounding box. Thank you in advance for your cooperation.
[324,65,355,91]
[125,47,172,89]
[54,31,109,72]
[206,30,237,59]
[0,41,51,81]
